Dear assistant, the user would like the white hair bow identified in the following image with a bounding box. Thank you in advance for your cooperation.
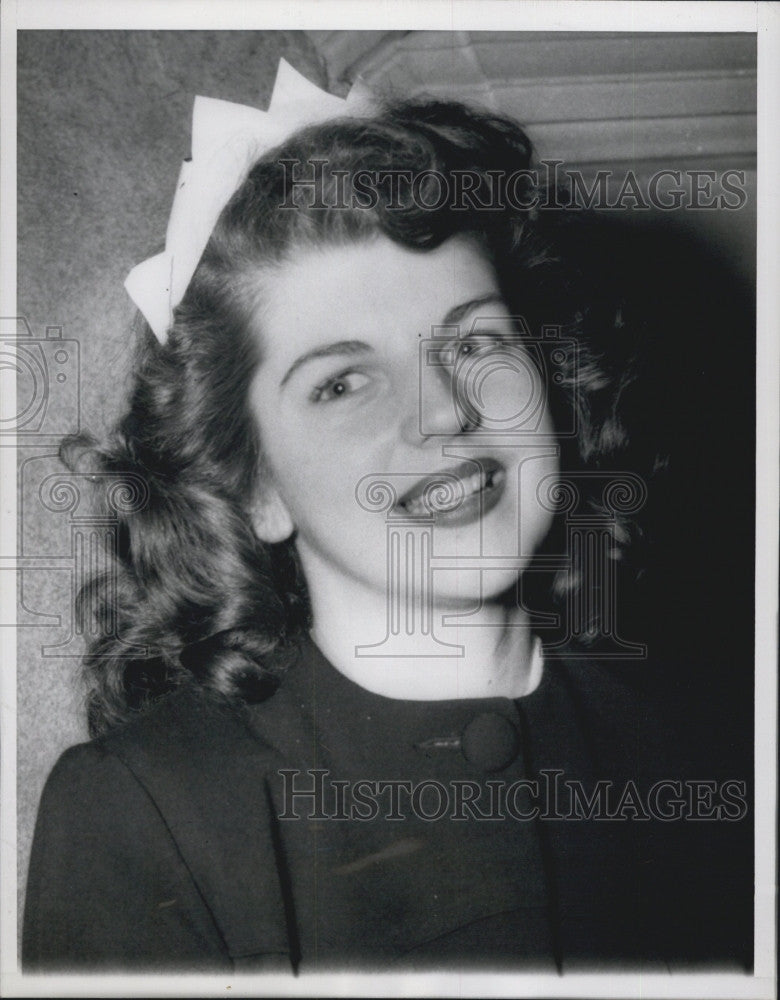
[124,59,372,344]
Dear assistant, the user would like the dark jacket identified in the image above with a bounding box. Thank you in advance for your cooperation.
[23,639,752,972]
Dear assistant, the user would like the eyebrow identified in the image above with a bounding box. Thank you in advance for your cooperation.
[280,340,372,387]
[441,293,506,328]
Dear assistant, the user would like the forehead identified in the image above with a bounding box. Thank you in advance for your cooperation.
[255,235,501,362]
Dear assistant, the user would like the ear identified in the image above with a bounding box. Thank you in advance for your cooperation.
[250,485,295,544]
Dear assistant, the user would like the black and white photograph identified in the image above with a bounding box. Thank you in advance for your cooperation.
[1,2,777,997]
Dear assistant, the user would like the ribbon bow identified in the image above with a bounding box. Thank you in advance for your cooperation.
[125,59,372,344]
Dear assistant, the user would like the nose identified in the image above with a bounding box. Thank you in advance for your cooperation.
[398,356,469,445]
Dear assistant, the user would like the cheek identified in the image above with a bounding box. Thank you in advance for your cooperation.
[514,402,559,546]
[523,451,559,536]
[269,412,395,492]
[514,471,558,548]
[260,425,371,539]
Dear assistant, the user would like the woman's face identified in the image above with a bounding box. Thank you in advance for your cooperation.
[248,234,559,605]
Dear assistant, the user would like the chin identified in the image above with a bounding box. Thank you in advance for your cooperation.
[431,567,525,609]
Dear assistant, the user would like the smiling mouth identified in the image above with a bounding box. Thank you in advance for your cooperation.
[396,458,507,523]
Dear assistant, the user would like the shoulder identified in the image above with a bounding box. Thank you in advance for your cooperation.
[29,683,287,895]
[25,687,291,969]
[518,648,649,783]
[45,686,284,840]
[41,736,124,791]
[30,739,152,855]
[24,715,233,968]
[35,686,251,795]
[29,686,262,864]
[530,648,644,731]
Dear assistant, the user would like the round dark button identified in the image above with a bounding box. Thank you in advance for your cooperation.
[461,712,520,772]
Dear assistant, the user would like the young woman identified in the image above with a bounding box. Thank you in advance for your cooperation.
[22,63,753,972]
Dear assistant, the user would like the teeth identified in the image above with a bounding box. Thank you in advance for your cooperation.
[401,469,499,515]
[403,496,434,516]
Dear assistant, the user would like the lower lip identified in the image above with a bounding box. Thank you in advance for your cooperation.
[399,468,507,528]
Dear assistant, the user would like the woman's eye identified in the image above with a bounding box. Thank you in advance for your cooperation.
[454,336,508,360]
[311,370,371,403]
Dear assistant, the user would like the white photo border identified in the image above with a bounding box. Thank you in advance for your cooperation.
[1,3,776,998]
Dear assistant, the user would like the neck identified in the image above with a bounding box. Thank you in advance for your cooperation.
[299,546,539,701]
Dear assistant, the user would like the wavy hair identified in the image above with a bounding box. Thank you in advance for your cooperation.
[65,98,658,736]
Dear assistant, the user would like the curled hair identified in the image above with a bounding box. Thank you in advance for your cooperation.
[68,97,666,736]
